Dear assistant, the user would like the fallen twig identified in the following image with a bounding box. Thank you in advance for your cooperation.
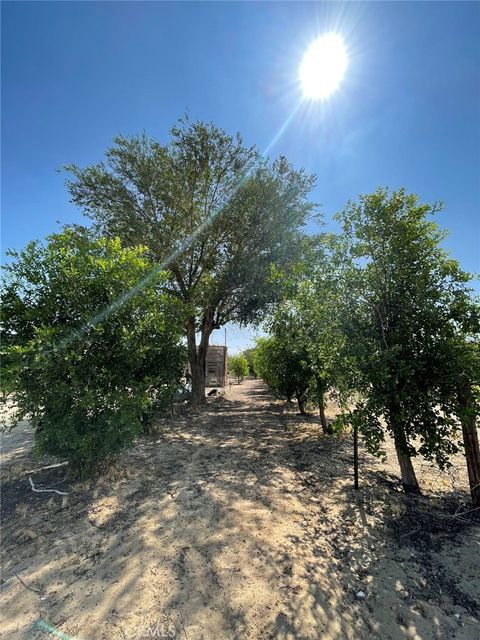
[453,505,480,518]
[407,585,418,605]
[28,476,69,496]
[24,461,68,475]
[15,573,40,594]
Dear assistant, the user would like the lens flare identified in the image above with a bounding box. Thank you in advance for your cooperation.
[300,33,348,100]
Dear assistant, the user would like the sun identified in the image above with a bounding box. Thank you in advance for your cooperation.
[300,33,348,101]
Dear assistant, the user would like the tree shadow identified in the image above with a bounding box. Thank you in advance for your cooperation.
[1,381,479,640]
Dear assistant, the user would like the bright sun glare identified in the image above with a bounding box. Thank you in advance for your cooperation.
[300,33,348,101]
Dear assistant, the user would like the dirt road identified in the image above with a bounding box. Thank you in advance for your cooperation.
[1,380,479,639]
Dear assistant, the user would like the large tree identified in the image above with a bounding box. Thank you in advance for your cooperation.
[336,188,478,494]
[65,119,316,404]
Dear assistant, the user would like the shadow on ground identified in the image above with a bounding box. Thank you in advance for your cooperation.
[1,380,479,640]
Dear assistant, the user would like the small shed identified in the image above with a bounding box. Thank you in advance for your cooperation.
[205,345,227,387]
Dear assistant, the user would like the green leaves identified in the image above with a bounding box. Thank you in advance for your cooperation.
[336,187,478,469]
[253,323,313,414]
[64,118,317,401]
[256,187,478,488]
[228,354,249,383]
[1,229,187,475]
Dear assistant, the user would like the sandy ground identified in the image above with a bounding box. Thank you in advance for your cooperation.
[1,379,479,640]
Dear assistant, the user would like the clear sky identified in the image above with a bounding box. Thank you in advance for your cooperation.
[2,1,480,352]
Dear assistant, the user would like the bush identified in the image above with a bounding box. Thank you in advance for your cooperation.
[229,354,249,383]
[253,334,313,414]
[1,229,186,475]
[241,348,258,377]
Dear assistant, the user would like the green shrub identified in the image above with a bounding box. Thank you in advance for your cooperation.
[253,334,313,414]
[229,353,249,383]
[1,229,186,475]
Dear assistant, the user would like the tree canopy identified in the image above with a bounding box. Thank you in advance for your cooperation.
[252,187,479,500]
[4,117,480,503]
[65,118,317,404]
[334,188,479,492]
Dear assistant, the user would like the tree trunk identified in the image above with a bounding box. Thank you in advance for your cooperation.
[395,445,420,494]
[317,386,333,435]
[457,376,480,508]
[319,403,329,433]
[296,391,307,415]
[186,316,203,406]
[190,358,206,406]
[389,400,420,494]
[186,311,215,407]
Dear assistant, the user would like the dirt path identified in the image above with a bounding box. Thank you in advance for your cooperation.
[0,420,34,459]
[1,380,479,640]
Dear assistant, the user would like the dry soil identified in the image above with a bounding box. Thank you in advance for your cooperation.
[1,379,479,640]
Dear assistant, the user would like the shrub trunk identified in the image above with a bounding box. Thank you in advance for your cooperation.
[458,376,480,508]
[317,387,333,435]
[389,399,420,494]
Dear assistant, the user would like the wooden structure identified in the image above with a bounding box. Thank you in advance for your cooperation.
[205,345,227,387]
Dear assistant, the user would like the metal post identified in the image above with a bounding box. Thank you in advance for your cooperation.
[353,423,359,490]
[224,327,227,387]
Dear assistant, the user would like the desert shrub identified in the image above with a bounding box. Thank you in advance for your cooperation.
[1,229,186,475]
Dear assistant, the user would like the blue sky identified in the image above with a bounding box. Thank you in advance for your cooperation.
[2,1,480,352]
